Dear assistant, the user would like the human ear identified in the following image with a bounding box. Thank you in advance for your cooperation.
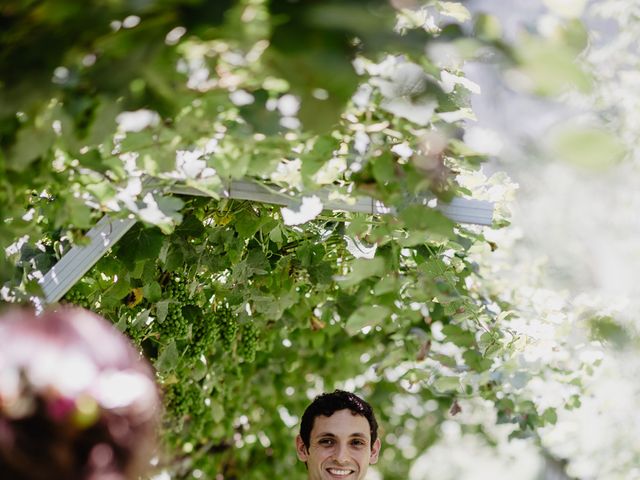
[369,438,381,464]
[296,435,310,462]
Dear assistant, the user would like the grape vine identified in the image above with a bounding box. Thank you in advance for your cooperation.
[237,321,259,363]
[159,276,191,339]
[188,306,219,358]
[62,287,91,309]
[215,304,239,352]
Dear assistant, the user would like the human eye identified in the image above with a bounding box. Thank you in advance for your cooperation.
[350,439,366,447]
[318,438,334,446]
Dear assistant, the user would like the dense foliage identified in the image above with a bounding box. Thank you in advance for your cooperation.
[0,1,600,478]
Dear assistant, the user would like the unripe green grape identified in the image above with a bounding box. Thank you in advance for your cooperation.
[187,306,219,357]
[165,275,190,302]
[166,381,202,418]
[215,305,238,351]
[159,301,189,338]
[63,288,91,309]
[237,321,258,363]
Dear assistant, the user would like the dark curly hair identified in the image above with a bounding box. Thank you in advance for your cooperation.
[299,389,378,449]
[0,307,160,480]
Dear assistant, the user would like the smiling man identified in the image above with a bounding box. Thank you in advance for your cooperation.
[296,390,381,480]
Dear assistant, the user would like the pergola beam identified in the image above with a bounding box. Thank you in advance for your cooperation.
[38,179,493,304]
[39,215,136,304]
[171,180,494,225]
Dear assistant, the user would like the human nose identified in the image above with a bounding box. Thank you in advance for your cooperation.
[334,442,350,463]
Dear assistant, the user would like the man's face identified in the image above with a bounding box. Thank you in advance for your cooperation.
[296,409,381,480]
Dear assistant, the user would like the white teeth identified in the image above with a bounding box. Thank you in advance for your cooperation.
[328,468,352,476]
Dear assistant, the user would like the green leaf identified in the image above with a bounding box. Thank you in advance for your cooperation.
[462,349,492,372]
[373,276,399,296]
[542,408,558,425]
[269,225,283,244]
[345,305,390,336]
[550,126,626,171]
[438,2,471,23]
[296,242,324,268]
[397,230,440,247]
[120,130,154,152]
[246,249,269,275]
[85,181,117,204]
[212,139,251,179]
[432,375,460,393]
[371,152,396,184]
[431,353,458,369]
[117,226,164,268]
[191,356,208,381]
[339,257,386,287]
[156,300,169,324]
[516,35,592,95]
[142,150,176,175]
[143,281,162,302]
[86,97,119,146]
[442,324,475,347]
[141,261,158,283]
[560,18,589,52]
[66,201,93,229]
[7,124,55,172]
[155,340,179,374]
[474,13,503,41]
[164,244,185,272]
[402,368,431,384]
[301,135,339,187]
[211,401,225,423]
[154,196,184,234]
[115,313,128,332]
[380,97,437,126]
[251,288,299,320]
[588,315,629,348]
[175,214,206,238]
[399,205,455,237]
[106,276,131,302]
[235,210,268,239]
[132,309,150,332]
[239,92,283,136]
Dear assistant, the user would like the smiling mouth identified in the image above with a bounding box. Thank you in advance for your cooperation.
[326,468,355,477]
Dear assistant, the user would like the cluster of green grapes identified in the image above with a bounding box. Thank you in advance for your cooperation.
[165,276,190,302]
[158,302,187,338]
[215,305,238,351]
[158,276,191,338]
[166,380,205,419]
[188,307,220,358]
[63,287,92,309]
[164,378,217,441]
[237,321,259,363]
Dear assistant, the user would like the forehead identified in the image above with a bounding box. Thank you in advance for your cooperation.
[310,409,371,439]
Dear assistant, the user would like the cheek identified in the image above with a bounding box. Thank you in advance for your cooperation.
[356,449,372,464]
[311,448,333,465]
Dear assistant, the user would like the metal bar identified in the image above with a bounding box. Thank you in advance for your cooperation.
[39,179,493,305]
[170,179,494,226]
[38,216,136,304]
